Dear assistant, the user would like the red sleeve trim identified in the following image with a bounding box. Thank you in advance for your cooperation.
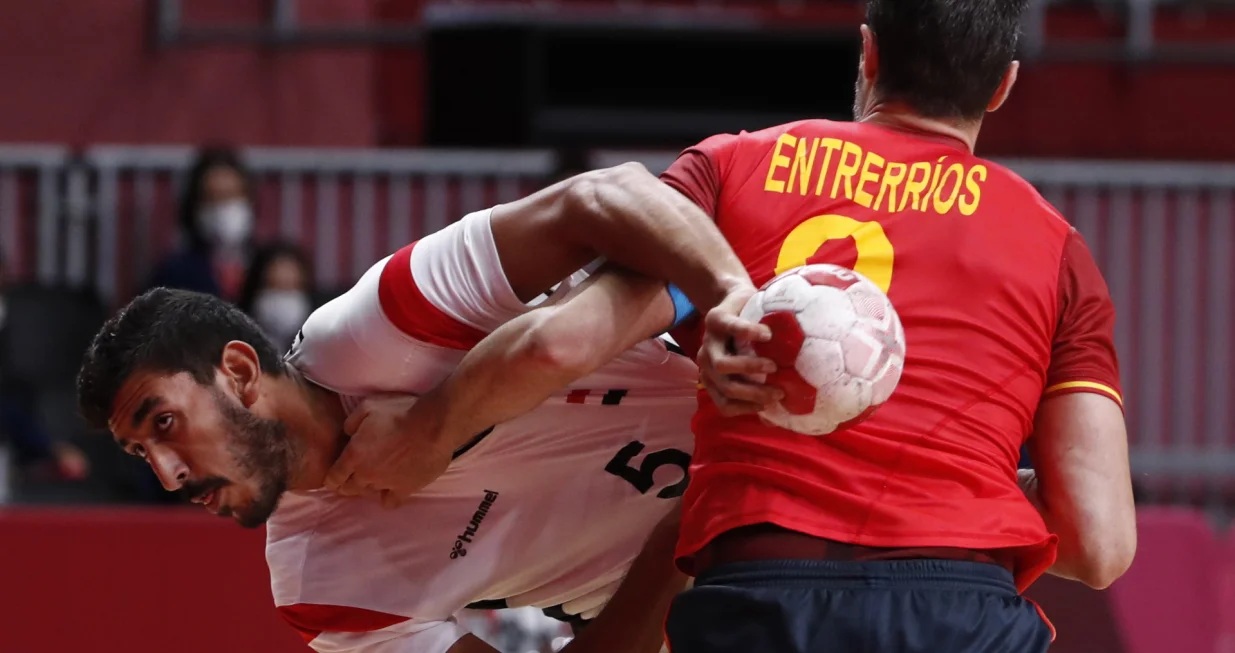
[278,603,410,643]
[378,243,488,350]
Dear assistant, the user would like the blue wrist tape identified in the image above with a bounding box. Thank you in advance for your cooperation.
[666,284,697,329]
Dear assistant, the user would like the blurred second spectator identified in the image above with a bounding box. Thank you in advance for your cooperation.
[238,242,315,353]
[0,253,90,501]
[146,146,256,301]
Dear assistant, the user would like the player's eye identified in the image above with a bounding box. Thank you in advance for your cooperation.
[154,414,174,433]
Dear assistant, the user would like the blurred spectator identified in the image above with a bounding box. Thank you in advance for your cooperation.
[146,146,256,300]
[237,242,314,353]
[0,253,89,499]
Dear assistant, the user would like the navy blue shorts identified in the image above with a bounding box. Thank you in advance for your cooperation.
[665,559,1052,653]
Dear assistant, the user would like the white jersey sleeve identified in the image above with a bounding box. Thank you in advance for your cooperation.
[407,207,529,333]
[288,206,676,398]
[287,207,533,396]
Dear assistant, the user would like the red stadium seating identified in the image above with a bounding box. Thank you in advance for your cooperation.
[1216,529,1235,653]
[1109,508,1223,653]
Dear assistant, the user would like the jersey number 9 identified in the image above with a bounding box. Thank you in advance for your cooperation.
[776,213,895,293]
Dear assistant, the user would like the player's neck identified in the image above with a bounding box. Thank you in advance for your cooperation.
[859,103,980,153]
[270,367,347,491]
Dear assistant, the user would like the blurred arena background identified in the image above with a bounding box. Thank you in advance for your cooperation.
[0,0,1233,651]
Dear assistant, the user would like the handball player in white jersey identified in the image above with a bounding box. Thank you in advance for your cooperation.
[75,164,778,653]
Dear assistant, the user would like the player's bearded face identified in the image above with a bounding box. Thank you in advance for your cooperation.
[188,387,293,528]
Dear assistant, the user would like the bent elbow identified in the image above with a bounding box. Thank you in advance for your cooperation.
[516,307,604,382]
[562,162,652,221]
[1077,531,1137,590]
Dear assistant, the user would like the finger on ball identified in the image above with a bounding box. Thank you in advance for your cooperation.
[712,355,777,376]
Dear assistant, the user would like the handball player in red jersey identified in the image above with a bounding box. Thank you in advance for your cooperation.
[649,1,1136,650]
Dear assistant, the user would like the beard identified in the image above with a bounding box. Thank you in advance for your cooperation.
[211,387,295,528]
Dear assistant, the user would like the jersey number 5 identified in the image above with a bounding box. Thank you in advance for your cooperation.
[776,213,895,292]
[604,441,690,499]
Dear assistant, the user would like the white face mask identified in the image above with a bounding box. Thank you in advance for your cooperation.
[197,199,254,248]
[253,290,310,345]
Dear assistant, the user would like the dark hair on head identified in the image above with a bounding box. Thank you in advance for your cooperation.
[178,146,254,251]
[866,0,1029,120]
[237,242,314,315]
[76,288,286,429]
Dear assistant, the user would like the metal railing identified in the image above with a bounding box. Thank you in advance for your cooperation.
[76,146,556,302]
[0,146,71,288]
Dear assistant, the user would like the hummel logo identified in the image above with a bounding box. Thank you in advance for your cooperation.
[450,490,499,560]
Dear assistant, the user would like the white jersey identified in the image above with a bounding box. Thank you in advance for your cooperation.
[269,208,698,653]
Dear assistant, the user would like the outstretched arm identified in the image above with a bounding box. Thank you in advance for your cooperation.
[489,162,751,316]
[400,266,778,459]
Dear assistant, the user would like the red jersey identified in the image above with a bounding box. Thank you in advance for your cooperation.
[662,119,1122,591]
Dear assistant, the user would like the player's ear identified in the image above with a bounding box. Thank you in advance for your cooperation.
[987,61,1019,113]
[859,24,879,84]
[220,340,262,408]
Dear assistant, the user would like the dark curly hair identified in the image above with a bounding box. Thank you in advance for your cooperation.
[76,288,286,429]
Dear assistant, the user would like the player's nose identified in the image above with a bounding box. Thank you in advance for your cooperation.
[148,447,190,492]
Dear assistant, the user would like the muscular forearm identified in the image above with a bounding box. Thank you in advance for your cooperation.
[563,163,749,313]
[564,504,687,653]
[415,268,678,453]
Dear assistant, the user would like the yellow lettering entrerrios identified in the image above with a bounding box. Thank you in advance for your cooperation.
[776,214,895,292]
[764,133,796,193]
[787,137,820,196]
[830,142,864,200]
[959,165,987,216]
[813,139,843,196]
[874,161,907,211]
[854,151,886,209]
[759,135,989,215]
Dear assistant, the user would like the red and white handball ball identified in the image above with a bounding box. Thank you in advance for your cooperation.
[739,264,906,436]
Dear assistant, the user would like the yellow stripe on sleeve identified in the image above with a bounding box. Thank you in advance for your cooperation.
[1043,381,1123,406]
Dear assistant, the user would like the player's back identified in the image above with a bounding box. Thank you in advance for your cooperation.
[664,119,1116,589]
